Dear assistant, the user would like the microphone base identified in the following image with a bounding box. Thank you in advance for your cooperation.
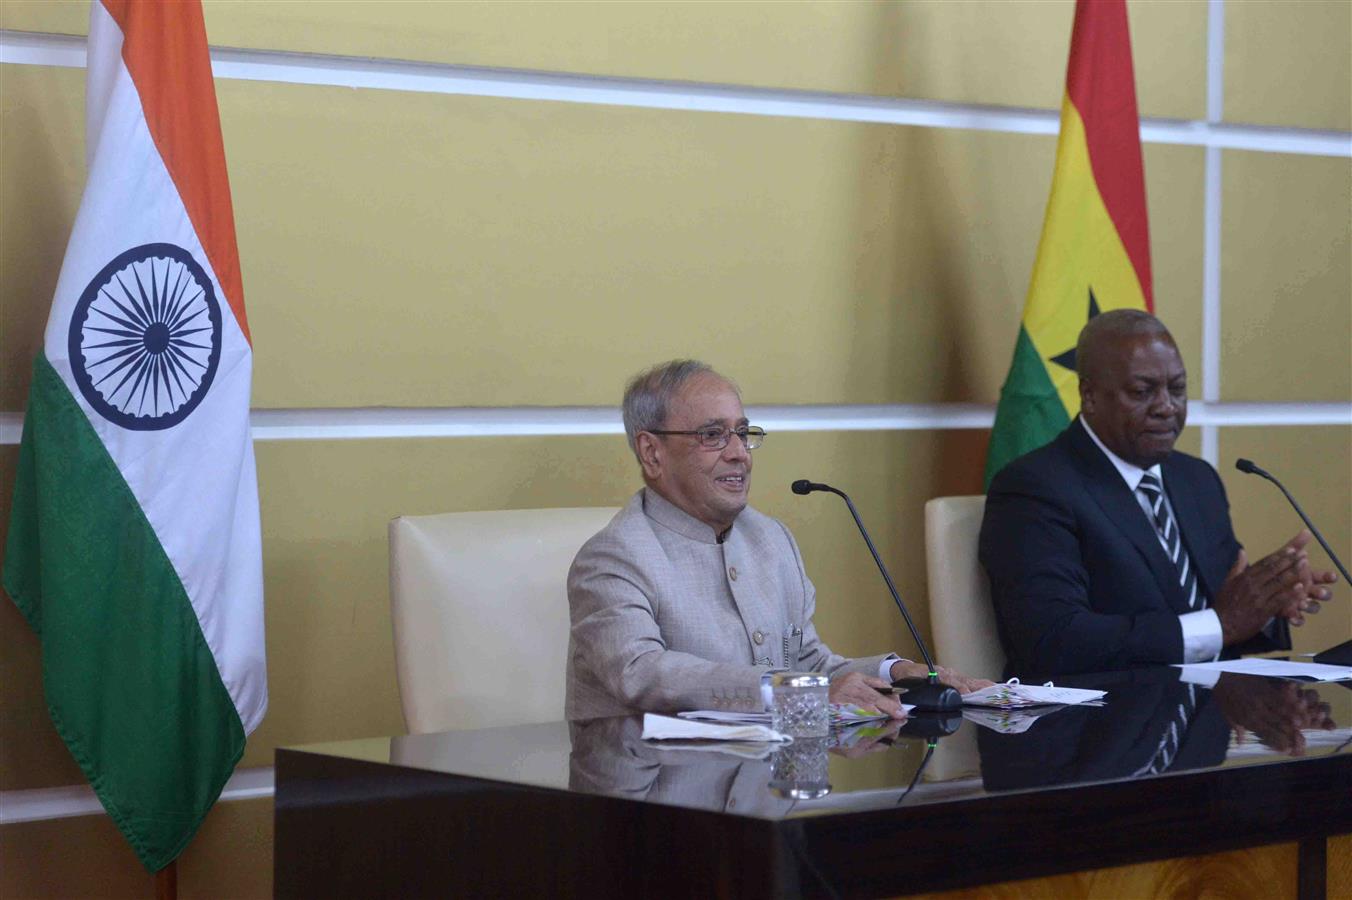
[891,678,963,712]
[897,710,964,739]
[1314,639,1352,667]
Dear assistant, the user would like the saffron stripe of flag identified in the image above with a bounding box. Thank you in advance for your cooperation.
[2,0,266,872]
[984,0,1154,487]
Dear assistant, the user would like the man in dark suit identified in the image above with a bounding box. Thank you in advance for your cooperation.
[980,310,1336,676]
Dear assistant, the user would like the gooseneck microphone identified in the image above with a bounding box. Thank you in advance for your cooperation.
[792,479,962,711]
[1235,459,1350,586]
[1235,458,1352,666]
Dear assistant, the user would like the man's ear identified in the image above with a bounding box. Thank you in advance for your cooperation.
[1078,377,1095,415]
[635,432,663,480]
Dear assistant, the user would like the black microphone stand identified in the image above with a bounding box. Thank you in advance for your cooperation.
[1235,459,1352,666]
[792,480,962,711]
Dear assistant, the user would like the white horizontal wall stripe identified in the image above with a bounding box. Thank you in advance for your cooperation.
[0,767,274,825]
[1,403,1347,445]
[1,30,1349,158]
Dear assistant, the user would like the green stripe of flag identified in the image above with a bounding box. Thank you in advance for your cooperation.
[3,352,245,871]
[984,326,1071,488]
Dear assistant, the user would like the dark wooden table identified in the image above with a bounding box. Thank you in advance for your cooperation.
[275,668,1351,898]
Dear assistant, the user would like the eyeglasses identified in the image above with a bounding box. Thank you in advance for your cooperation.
[647,425,766,451]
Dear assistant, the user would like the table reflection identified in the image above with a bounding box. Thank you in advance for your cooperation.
[977,668,1346,792]
[376,671,1347,820]
[567,716,919,813]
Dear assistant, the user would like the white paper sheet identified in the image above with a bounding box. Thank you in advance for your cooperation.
[1173,658,1352,682]
[642,713,790,743]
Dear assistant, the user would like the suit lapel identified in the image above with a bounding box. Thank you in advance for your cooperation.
[1065,422,1189,613]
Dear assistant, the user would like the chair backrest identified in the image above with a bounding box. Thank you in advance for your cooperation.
[389,507,619,734]
[924,495,1004,681]
[923,495,1003,783]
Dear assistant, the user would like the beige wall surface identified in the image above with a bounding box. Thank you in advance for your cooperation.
[0,77,1218,412]
[1,1,1348,897]
[1221,151,1352,402]
[1,0,1207,118]
[1225,0,1352,132]
[0,80,1219,412]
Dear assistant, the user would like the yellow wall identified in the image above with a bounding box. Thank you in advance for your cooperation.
[1,2,1348,897]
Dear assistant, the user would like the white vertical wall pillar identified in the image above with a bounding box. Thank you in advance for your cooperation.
[1200,0,1226,466]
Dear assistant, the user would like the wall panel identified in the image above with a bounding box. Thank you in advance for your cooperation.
[0,65,84,411]
[1,1,1206,119]
[1225,0,1352,131]
[1220,151,1351,402]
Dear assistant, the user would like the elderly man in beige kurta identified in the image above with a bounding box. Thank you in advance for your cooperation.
[566,360,986,720]
[567,487,895,717]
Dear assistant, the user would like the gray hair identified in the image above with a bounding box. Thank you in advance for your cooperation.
[622,359,732,456]
[1076,309,1174,384]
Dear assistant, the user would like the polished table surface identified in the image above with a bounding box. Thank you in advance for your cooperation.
[275,668,1352,898]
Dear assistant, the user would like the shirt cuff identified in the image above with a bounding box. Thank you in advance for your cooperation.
[1180,609,1223,663]
[760,672,774,710]
[879,654,903,682]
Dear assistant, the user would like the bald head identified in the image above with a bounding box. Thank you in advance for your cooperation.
[1076,309,1174,385]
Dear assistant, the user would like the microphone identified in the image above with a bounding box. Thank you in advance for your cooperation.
[791,479,962,711]
[1235,459,1352,667]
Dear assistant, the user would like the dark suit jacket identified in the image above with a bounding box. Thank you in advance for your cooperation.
[979,419,1287,676]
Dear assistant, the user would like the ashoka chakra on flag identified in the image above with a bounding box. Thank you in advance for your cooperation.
[67,242,222,431]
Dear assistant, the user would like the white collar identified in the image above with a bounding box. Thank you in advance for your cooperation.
[1080,417,1163,492]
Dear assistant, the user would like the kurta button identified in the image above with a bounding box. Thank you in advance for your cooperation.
[753,630,764,645]
[728,566,739,581]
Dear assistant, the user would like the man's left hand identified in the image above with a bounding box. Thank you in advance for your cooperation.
[829,672,908,718]
[1284,530,1338,626]
[889,661,994,695]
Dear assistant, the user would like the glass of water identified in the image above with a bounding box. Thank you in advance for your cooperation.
[771,672,830,737]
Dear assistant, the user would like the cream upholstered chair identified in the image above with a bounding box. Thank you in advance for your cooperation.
[924,495,1004,782]
[389,507,619,735]
[925,495,1004,681]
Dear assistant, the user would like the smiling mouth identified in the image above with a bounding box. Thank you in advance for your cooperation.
[715,473,747,489]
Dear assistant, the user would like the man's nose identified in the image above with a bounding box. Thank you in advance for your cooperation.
[723,434,751,460]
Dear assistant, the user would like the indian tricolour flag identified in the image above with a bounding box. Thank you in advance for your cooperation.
[2,0,266,872]
[984,0,1154,486]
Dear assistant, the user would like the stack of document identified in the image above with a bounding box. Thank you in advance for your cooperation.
[960,680,1107,709]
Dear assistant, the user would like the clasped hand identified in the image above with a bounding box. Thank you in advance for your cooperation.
[1214,529,1338,645]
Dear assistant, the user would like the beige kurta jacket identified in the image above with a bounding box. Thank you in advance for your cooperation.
[565,488,892,719]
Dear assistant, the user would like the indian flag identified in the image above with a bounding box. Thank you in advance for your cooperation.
[984,0,1154,486]
[2,0,266,872]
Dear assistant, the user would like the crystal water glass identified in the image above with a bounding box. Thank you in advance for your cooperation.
[771,672,830,737]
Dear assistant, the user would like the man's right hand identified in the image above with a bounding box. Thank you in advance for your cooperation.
[1213,531,1313,646]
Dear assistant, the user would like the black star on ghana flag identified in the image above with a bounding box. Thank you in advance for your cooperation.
[1049,288,1102,372]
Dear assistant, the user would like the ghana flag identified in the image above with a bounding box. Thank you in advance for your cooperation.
[2,0,266,871]
[984,0,1153,487]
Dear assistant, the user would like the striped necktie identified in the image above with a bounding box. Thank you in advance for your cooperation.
[1137,472,1202,610]
[1140,683,1198,775]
